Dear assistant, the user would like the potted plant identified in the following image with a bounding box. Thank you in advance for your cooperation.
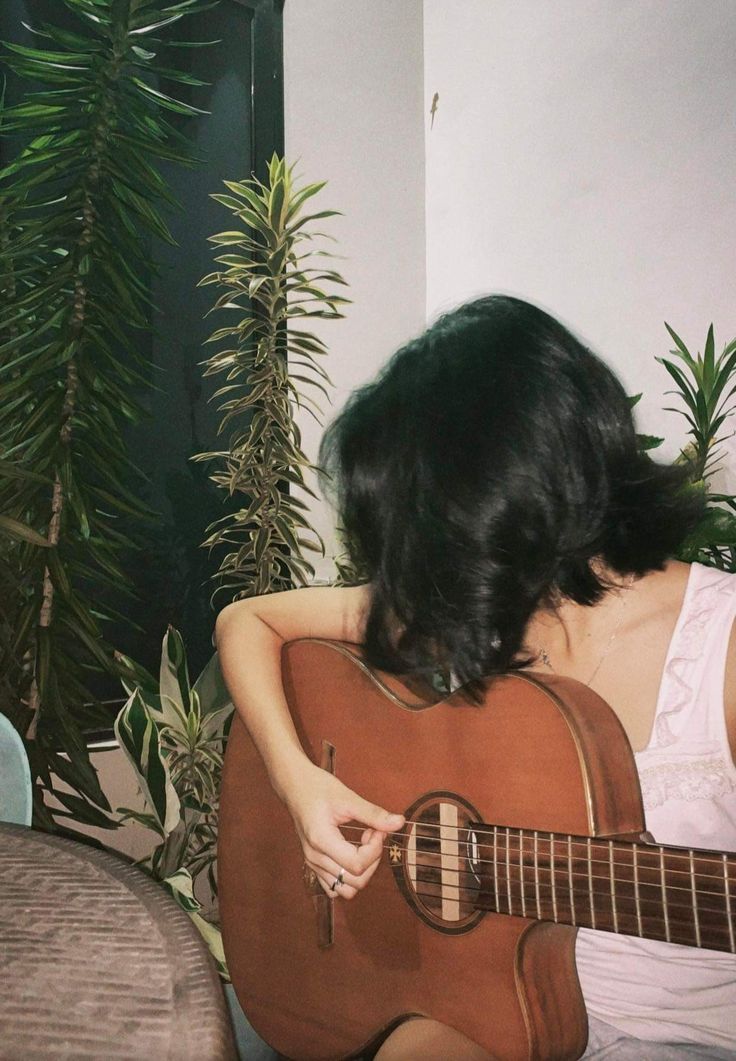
[115,627,231,975]
[0,0,212,833]
[110,159,349,1057]
[656,324,736,568]
[196,153,350,598]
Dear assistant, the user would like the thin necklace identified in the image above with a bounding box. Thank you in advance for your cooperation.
[536,576,634,687]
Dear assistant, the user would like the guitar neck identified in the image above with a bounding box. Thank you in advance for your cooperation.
[473,826,736,953]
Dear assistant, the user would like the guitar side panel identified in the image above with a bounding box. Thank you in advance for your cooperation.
[515,922,588,1061]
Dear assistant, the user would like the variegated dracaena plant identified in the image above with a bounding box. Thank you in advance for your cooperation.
[196,154,350,599]
[114,626,232,976]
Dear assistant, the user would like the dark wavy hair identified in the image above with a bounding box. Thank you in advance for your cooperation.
[319,295,702,688]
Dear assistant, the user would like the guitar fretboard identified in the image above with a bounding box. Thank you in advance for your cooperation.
[472,826,736,953]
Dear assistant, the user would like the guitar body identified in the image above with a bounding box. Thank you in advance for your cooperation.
[219,639,645,1061]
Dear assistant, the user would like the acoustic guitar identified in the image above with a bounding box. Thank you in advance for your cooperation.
[218,639,736,1061]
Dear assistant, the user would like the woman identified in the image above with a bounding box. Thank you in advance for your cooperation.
[216,296,736,1059]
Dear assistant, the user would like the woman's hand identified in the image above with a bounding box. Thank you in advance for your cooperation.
[280,759,405,900]
[215,587,398,898]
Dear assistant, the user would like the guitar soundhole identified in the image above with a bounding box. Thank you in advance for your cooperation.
[394,792,485,933]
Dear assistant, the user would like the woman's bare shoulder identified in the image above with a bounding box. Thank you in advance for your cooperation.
[626,559,691,630]
[643,558,691,596]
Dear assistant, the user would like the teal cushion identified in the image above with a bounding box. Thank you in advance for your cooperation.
[0,713,32,826]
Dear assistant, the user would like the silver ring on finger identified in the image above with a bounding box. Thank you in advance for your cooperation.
[330,868,346,891]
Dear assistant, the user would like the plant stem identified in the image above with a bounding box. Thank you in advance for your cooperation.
[25,29,126,742]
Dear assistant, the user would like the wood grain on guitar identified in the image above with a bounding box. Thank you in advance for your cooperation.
[218,639,736,1061]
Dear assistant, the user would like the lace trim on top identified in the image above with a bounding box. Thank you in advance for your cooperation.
[638,753,736,809]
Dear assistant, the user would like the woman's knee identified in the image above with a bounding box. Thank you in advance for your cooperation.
[373,1018,494,1061]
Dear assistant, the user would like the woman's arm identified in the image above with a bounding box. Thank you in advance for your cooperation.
[215,586,405,898]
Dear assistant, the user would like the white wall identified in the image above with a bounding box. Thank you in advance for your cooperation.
[423,0,736,464]
[284,0,426,577]
[279,0,736,561]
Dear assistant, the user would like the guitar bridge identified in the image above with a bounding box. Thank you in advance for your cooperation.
[306,740,336,949]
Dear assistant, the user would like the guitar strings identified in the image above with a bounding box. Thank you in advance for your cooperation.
[398,855,729,897]
[409,870,733,920]
[397,854,732,907]
[380,842,733,891]
[393,863,733,918]
[336,822,736,878]
[332,827,733,909]
[398,878,733,940]
[347,819,736,872]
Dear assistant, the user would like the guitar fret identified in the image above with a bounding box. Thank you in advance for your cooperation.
[533,832,542,920]
[567,835,576,926]
[493,825,499,913]
[723,855,735,952]
[550,833,558,922]
[506,828,513,915]
[519,829,527,917]
[609,841,618,933]
[587,838,596,929]
[633,842,643,936]
[472,825,734,952]
[659,846,671,943]
[690,850,701,947]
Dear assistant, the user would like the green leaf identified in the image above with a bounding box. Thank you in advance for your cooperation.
[158,626,191,719]
[46,748,109,811]
[117,807,166,837]
[116,652,159,698]
[702,323,715,394]
[0,515,52,547]
[284,180,328,222]
[199,701,233,740]
[114,691,181,836]
[51,790,116,829]
[663,323,698,373]
[222,179,264,205]
[162,867,201,911]
[2,41,92,67]
[268,176,286,232]
[637,433,664,452]
[210,192,248,213]
[207,230,248,246]
[285,209,343,236]
[188,911,229,978]
[191,651,232,715]
[131,77,209,116]
[680,506,736,553]
[657,357,699,416]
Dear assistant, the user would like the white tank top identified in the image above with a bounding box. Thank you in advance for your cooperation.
[575,562,736,1049]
